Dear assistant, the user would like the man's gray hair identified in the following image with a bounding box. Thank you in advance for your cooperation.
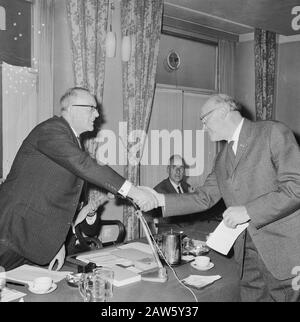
[208,94,242,112]
[60,87,91,111]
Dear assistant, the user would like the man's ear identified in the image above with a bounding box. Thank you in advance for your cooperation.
[220,105,230,119]
[167,165,172,176]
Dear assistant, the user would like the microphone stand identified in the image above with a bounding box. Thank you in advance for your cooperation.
[129,200,167,283]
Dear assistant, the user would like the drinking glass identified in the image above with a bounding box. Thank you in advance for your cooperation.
[93,267,114,299]
[78,268,114,302]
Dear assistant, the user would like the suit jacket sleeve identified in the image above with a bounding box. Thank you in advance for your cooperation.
[164,170,221,217]
[36,119,126,194]
[246,122,300,229]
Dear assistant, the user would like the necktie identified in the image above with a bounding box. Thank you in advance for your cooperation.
[177,186,183,194]
[226,141,235,176]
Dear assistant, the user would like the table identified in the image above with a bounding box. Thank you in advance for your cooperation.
[9,225,241,302]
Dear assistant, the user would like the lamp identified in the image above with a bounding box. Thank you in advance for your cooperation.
[121,32,131,62]
[106,1,116,58]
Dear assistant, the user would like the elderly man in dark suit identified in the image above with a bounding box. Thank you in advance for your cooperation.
[0,87,158,271]
[142,94,300,302]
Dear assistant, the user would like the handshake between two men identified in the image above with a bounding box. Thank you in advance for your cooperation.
[126,185,164,212]
[128,185,250,230]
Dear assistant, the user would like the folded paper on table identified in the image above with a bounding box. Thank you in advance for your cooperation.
[117,242,153,255]
[1,287,27,302]
[6,264,72,285]
[110,265,141,287]
[182,275,221,289]
[76,243,157,272]
[111,248,157,272]
[206,221,249,255]
[76,251,133,267]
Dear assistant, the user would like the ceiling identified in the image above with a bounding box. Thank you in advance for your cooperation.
[164,0,300,36]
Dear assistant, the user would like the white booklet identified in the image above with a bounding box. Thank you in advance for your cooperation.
[206,220,249,255]
[1,288,27,302]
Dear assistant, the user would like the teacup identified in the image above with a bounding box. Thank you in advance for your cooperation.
[32,276,53,292]
[194,256,210,268]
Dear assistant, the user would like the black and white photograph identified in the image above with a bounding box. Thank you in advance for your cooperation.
[0,0,299,307]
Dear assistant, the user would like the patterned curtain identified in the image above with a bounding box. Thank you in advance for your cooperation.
[254,28,277,120]
[66,0,108,205]
[121,0,163,240]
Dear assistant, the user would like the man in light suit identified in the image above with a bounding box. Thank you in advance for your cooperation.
[0,87,158,271]
[143,94,300,301]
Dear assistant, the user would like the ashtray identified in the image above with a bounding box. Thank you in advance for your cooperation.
[188,240,210,256]
[65,273,83,287]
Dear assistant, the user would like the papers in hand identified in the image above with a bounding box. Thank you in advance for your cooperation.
[206,220,249,255]
[182,275,221,289]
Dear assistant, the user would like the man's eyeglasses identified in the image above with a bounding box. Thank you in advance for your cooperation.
[199,108,218,124]
[72,104,98,112]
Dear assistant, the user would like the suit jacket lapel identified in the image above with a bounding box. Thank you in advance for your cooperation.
[166,179,178,193]
[59,116,82,149]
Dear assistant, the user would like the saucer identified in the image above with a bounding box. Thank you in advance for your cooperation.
[28,283,57,294]
[191,261,214,271]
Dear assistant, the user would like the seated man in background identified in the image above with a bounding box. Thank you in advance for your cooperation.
[151,154,194,233]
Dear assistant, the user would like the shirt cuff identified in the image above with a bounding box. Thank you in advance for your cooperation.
[118,180,132,197]
[157,193,165,207]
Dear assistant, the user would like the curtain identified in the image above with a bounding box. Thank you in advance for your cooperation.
[121,0,163,240]
[254,28,277,120]
[33,0,54,122]
[66,0,109,205]
[2,62,38,178]
[218,39,235,95]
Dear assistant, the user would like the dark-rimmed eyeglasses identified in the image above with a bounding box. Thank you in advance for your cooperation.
[72,104,98,112]
[199,108,218,124]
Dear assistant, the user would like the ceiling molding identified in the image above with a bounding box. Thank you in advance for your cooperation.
[164,2,253,29]
[164,2,253,36]
[238,32,300,44]
[239,33,254,42]
[163,15,239,43]
[278,34,300,44]
[164,0,300,36]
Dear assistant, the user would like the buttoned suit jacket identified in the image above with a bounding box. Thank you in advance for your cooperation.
[164,119,300,280]
[0,116,125,265]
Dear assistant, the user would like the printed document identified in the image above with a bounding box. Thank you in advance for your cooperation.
[206,220,249,255]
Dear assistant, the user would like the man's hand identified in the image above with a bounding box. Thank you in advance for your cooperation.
[138,186,165,208]
[127,186,159,211]
[73,192,114,231]
[223,206,250,228]
[73,203,95,230]
[48,244,66,271]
